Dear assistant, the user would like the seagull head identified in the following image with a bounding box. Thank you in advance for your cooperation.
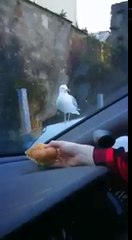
[59,84,70,93]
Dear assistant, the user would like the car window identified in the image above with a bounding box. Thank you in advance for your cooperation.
[0,0,128,156]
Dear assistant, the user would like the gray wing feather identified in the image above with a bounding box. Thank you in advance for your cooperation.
[71,95,78,109]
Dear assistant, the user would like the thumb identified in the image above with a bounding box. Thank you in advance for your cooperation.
[46,141,65,148]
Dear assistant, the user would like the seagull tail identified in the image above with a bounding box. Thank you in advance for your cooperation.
[72,110,80,115]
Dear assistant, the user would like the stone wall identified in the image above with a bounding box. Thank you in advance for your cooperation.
[0,0,76,134]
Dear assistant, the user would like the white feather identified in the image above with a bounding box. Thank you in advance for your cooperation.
[56,85,80,116]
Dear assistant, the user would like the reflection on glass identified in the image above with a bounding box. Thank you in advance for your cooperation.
[0,0,128,155]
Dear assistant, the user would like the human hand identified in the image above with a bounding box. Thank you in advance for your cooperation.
[46,141,95,167]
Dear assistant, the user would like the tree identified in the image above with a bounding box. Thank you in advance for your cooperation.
[60,9,67,18]
[82,27,88,34]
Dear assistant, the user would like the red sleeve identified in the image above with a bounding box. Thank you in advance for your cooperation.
[93,147,128,183]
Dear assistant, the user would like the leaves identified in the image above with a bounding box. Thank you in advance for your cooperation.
[60,9,67,18]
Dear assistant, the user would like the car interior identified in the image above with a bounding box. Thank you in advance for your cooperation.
[0,94,128,240]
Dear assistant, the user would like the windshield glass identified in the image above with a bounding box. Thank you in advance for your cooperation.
[0,0,128,156]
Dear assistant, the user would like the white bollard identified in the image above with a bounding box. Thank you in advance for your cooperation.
[97,93,104,109]
[17,88,31,134]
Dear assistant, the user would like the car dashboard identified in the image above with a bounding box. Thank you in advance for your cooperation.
[0,95,128,240]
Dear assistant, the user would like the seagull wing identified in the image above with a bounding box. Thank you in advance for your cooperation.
[70,95,79,109]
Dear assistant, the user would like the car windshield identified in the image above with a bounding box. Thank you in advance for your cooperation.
[0,0,128,156]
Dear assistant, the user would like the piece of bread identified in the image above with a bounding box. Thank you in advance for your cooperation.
[25,143,58,166]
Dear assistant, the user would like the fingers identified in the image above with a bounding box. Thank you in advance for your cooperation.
[50,159,67,168]
[66,156,82,166]
[50,161,65,168]
[65,159,78,166]
[50,156,79,168]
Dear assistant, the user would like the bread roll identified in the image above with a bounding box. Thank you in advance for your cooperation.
[25,143,58,166]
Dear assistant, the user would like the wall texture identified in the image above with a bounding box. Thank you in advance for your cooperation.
[30,0,77,25]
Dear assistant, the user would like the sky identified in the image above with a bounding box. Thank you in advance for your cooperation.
[77,0,127,33]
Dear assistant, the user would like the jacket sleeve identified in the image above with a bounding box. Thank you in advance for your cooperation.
[93,147,128,183]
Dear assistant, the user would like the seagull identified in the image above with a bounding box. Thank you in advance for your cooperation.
[56,84,80,122]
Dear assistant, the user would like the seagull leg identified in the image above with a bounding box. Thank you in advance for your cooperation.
[64,113,67,123]
[68,113,71,121]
